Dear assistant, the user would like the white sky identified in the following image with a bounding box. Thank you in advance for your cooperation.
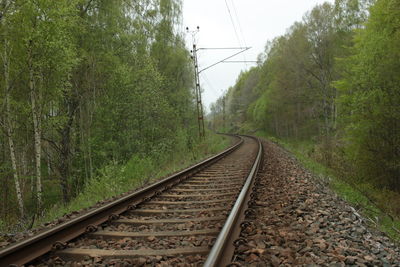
[182,0,333,111]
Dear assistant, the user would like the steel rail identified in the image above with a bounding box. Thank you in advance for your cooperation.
[0,136,243,267]
[204,136,263,267]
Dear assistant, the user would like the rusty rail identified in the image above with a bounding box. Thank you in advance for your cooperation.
[0,136,243,267]
[204,136,263,267]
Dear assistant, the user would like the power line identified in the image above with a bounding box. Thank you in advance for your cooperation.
[224,0,250,69]
[199,47,251,73]
[230,0,247,48]
[224,0,242,49]
[222,61,257,63]
[230,0,248,67]
[198,47,248,50]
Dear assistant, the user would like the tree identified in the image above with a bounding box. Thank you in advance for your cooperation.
[15,0,78,211]
[336,0,400,190]
[1,0,24,217]
[0,0,197,228]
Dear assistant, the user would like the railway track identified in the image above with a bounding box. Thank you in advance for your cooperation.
[0,135,263,267]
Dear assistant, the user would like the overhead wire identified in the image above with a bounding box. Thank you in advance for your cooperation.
[224,0,249,68]
[192,1,252,109]
[199,47,251,73]
[229,0,249,67]
[224,0,243,49]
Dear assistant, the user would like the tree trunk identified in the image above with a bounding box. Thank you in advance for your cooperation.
[332,87,338,131]
[59,96,78,203]
[28,42,43,213]
[60,119,72,203]
[20,147,27,194]
[47,145,51,176]
[3,37,25,218]
[88,122,93,180]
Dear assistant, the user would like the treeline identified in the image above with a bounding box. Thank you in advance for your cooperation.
[0,0,198,227]
[211,0,400,211]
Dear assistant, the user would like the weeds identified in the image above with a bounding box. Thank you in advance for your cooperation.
[255,131,400,242]
[32,133,230,229]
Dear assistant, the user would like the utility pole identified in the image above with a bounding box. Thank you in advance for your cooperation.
[186,26,254,138]
[222,95,226,130]
[187,26,205,139]
[193,43,206,139]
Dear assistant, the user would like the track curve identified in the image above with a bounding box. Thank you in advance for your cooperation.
[0,135,263,267]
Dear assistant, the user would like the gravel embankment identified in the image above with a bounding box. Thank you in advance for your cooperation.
[233,139,400,266]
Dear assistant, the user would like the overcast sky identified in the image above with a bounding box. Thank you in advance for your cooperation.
[182,0,333,111]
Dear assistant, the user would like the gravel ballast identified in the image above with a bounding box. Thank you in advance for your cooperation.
[233,139,400,266]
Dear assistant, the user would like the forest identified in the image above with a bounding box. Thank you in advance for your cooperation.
[1,0,399,235]
[210,0,400,218]
[0,0,219,230]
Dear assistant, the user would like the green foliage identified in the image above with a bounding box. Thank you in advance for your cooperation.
[211,1,364,138]
[123,155,155,184]
[211,0,400,235]
[0,0,201,229]
[35,133,230,228]
[336,0,400,190]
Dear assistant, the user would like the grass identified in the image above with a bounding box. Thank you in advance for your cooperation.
[31,132,231,229]
[255,130,400,242]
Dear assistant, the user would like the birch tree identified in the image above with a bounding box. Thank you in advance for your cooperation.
[13,0,78,211]
[1,0,25,217]
[0,0,196,228]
